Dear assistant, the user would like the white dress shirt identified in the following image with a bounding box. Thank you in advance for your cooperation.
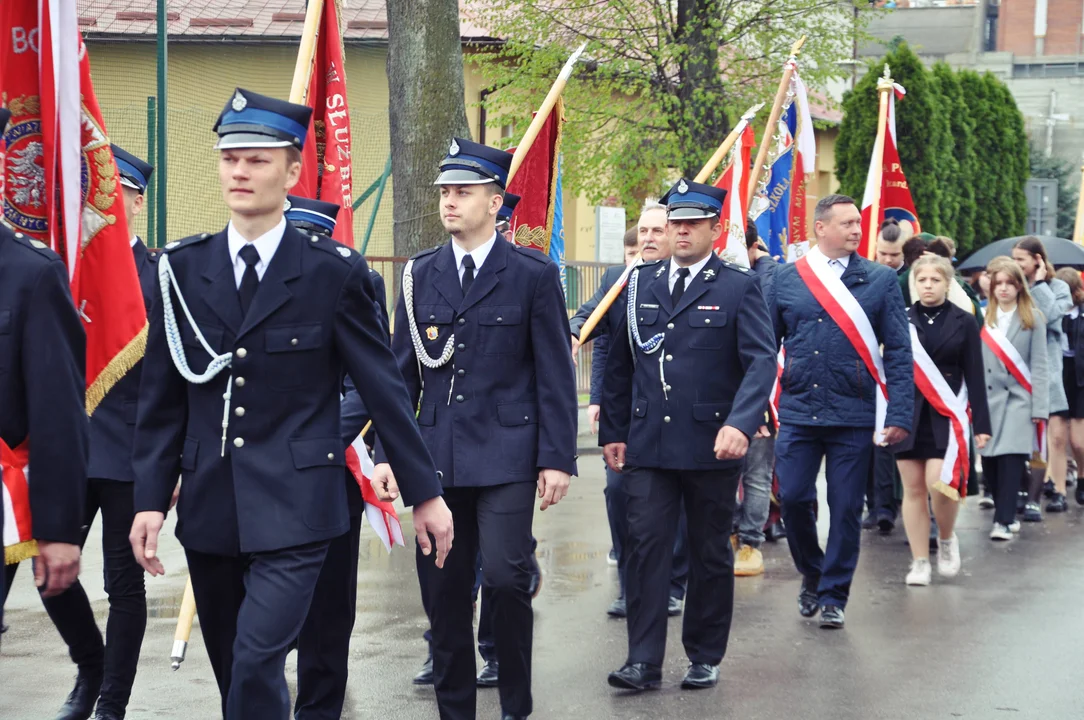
[996,305,1016,332]
[668,254,712,294]
[227,217,287,289]
[130,236,138,248]
[827,254,850,278]
[451,232,498,282]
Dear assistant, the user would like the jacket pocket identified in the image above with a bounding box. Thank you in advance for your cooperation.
[688,311,727,349]
[289,437,346,470]
[497,402,539,426]
[265,323,323,353]
[180,437,199,472]
[480,306,523,356]
[632,398,648,418]
[692,402,732,424]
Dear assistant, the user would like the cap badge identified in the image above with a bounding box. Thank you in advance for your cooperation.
[677,179,688,194]
[426,326,440,340]
[337,246,352,257]
[231,91,247,112]
[449,139,460,156]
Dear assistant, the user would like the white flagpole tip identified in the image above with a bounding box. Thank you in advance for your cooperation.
[559,42,588,80]
[741,101,766,121]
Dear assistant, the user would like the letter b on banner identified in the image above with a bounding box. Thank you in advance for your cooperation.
[12,27,39,55]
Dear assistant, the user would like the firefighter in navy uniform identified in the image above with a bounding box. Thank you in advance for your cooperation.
[35,145,158,720]
[371,139,578,720]
[128,89,450,720]
[600,179,777,693]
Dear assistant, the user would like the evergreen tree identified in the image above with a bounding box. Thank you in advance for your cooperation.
[987,76,1030,236]
[931,63,977,253]
[959,70,1001,246]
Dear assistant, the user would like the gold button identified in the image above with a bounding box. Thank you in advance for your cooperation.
[235,407,245,417]
[236,348,247,358]
[233,437,244,448]
[290,338,299,346]
[327,453,335,460]
[235,377,245,387]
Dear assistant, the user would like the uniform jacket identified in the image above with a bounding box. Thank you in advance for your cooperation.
[87,239,156,482]
[599,253,777,470]
[374,234,578,486]
[133,223,441,555]
[1030,278,1072,414]
[0,226,88,544]
[980,309,1049,457]
[889,303,992,454]
[769,252,914,430]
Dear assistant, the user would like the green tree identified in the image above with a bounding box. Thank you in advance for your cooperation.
[986,76,1029,236]
[469,0,865,210]
[931,62,977,253]
[1030,144,1082,239]
[958,70,1000,245]
[836,42,950,233]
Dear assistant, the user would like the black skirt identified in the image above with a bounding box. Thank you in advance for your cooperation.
[1063,356,1084,420]
[895,405,944,460]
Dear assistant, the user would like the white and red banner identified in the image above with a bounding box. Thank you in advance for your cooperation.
[980,325,1047,460]
[346,434,405,553]
[793,246,888,440]
[859,82,920,258]
[910,325,970,499]
[788,70,816,260]
[1,444,32,564]
[713,122,755,267]
[297,0,355,245]
[769,348,784,428]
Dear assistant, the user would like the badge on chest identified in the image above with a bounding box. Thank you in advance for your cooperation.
[426,326,439,340]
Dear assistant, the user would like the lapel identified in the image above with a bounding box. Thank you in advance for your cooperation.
[431,241,464,310]
[649,260,674,315]
[930,305,964,358]
[459,233,509,313]
[1006,309,1024,345]
[912,303,960,358]
[237,223,303,339]
[671,253,721,318]
[200,230,243,335]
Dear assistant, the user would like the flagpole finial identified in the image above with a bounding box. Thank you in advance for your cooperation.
[741,101,766,122]
[790,36,807,56]
[558,42,588,82]
[878,64,896,92]
[882,64,891,79]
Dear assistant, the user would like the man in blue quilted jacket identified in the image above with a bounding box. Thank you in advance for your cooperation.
[767,194,913,630]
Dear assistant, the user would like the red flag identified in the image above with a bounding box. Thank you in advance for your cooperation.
[713,122,756,265]
[505,97,564,254]
[297,0,355,246]
[859,85,920,258]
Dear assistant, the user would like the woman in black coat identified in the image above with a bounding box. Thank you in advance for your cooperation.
[891,255,991,586]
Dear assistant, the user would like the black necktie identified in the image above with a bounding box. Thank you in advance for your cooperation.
[461,254,476,296]
[671,267,690,307]
[238,244,261,316]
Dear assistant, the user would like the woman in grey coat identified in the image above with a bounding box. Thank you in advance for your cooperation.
[1013,238,1073,519]
[980,258,1048,540]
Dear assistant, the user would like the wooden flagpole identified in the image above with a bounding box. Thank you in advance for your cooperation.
[289,0,325,104]
[170,578,197,670]
[693,102,765,184]
[746,36,806,209]
[866,65,895,260]
[506,43,587,186]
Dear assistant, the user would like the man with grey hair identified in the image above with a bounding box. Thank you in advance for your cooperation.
[767,194,913,630]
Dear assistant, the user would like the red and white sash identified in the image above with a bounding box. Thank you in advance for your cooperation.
[980,324,1046,460]
[794,247,888,439]
[910,325,970,500]
[769,347,784,427]
[2,441,36,565]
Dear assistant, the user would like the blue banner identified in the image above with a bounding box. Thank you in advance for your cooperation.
[754,103,798,262]
[550,156,566,294]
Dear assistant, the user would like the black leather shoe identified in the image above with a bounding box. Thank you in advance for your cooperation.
[680,663,719,689]
[501,714,527,720]
[412,654,434,685]
[819,605,845,629]
[477,660,499,688]
[93,713,121,720]
[861,513,877,530]
[528,554,543,598]
[765,519,786,542]
[54,670,102,720]
[667,596,683,617]
[798,576,819,618]
[607,663,662,691]
[1047,493,1068,513]
[877,515,895,534]
[607,597,627,618]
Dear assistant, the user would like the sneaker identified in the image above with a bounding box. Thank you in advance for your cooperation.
[607,548,617,567]
[1016,491,1028,515]
[1043,479,1056,498]
[734,545,765,577]
[1009,520,1021,534]
[905,558,932,586]
[990,523,1013,541]
[978,493,995,509]
[937,534,961,577]
[1022,502,1043,523]
[1047,493,1069,513]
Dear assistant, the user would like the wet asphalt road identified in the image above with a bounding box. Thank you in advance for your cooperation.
[3,460,1084,719]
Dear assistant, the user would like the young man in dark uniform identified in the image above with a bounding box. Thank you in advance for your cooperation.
[371,138,578,720]
[129,89,450,719]
[600,179,777,692]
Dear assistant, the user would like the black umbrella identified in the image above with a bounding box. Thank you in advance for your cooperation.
[957,236,1084,272]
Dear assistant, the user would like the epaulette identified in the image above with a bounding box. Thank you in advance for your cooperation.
[8,230,59,259]
[306,231,358,263]
[721,260,752,275]
[410,245,442,262]
[637,259,667,280]
[163,233,214,253]
[512,244,552,264]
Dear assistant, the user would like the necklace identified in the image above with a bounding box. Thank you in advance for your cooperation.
[920,305,946,325]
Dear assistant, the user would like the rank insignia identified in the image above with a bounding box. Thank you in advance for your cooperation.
[231,91,247,112]
[165,241,179,249]
[697,305,720,311]
[655,265,666,277]
[703,269,716,279]
[337,247,352,258]
[29,239,47,249]
[426,326,439,340]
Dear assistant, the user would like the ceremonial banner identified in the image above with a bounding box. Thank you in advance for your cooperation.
[859,82,920,258]
[506,97,564,256]
[346,435,404,552]
[1,444,32,564]
[296,0,355,246]
[549,157,566,292]
[1,3,146,563]
[713,123,755,267]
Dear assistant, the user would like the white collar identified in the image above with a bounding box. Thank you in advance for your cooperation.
[451,232,498,272]
[827,253,850,268]
[227,217,287,269]
[669,254,712,282]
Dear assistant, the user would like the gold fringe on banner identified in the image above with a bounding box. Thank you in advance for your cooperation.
[85,322,148,416]
[5,539,38,565]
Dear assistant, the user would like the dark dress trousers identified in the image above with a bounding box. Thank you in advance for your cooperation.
[376,235,578,720]
[133,225,440,719]
[0,227,88,628]
[600,254,777,668]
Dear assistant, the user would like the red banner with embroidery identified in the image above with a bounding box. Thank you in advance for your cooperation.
[297,0,355,246]
[859,84,920,258]
[505,97,563,254]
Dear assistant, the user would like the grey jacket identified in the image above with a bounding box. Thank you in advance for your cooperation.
[1030,278,1072,414]
[980,309,1049,457]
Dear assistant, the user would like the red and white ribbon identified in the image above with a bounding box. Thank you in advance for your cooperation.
[2,442,35,564]
[794,246,888,440]
[980,325,1046,460]
[346,435,405,553]
[769,347,784,427]
[910,325,970,499]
